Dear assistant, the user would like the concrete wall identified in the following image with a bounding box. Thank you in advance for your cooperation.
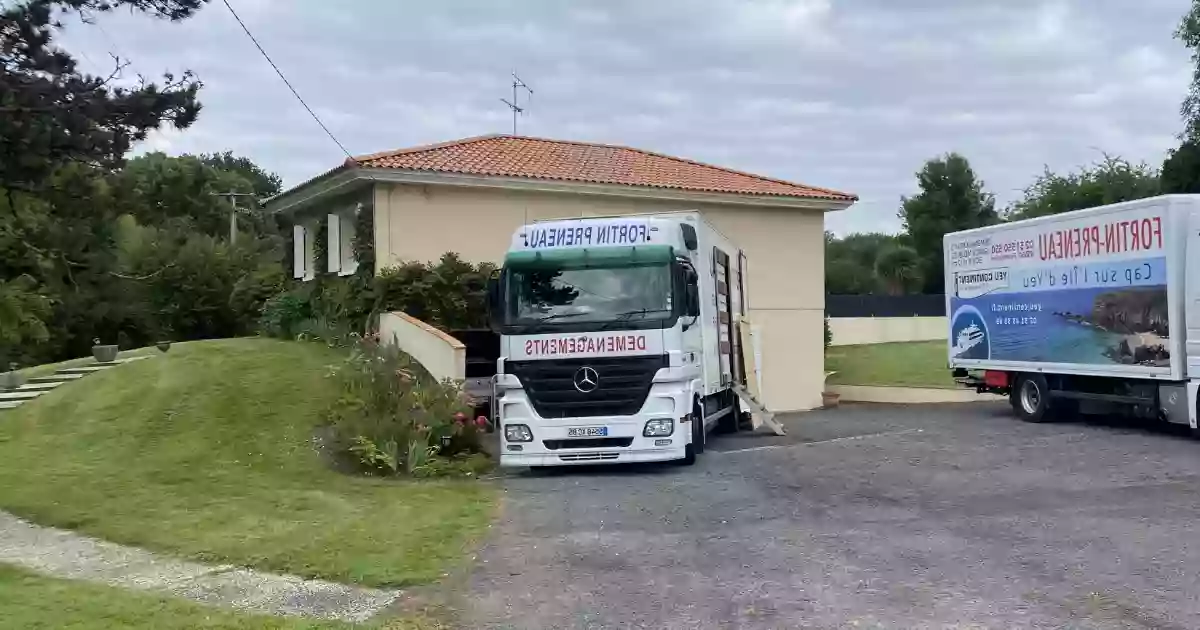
[378,311,466,383]
[829,316,947,346]
[373,183,829,412]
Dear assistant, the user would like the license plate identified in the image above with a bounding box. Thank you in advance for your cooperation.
[567,426,608,437]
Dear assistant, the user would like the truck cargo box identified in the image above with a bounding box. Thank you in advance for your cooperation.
[943,195,1195,381]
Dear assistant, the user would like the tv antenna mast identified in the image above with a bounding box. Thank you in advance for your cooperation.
[500,72,533,135]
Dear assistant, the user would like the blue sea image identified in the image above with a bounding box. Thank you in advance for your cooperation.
[952,285,1168,365]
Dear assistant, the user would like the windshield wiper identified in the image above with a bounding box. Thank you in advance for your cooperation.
[599,308,666,331]
[536,311,589,323]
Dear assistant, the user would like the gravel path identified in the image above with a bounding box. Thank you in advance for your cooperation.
[463,402,1200,629]
[0,510,399,622]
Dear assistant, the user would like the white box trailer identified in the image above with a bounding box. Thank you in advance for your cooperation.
[944,195,1200,429]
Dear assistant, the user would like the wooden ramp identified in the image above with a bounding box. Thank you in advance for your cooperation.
[733,384,786,436]
[735,316,786,436]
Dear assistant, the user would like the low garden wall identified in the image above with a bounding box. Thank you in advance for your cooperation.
[829,316,946,346]
[378,311,466,382]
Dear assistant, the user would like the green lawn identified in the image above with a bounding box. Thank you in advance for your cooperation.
[825,340,956,388]
[0,338,495,588]
[0,564,440,630]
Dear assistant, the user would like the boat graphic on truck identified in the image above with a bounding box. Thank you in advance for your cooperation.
[952,324,985,357]
[945,194,1200,433]
[486,212,751,467]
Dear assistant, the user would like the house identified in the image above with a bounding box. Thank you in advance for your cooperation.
[266,134,856,412]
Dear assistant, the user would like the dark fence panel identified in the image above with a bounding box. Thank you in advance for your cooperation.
[451,328,500,378]
[825,294,945,318]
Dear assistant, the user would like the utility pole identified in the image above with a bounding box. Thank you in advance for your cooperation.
[500,72,533,135]
[210,191,258,245]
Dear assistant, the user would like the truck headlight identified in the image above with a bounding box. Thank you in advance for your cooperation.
[643,418,674,437]
[505,424,533,442]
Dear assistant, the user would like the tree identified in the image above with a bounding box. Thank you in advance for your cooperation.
[1177,0,1200,138]
[0,0,206,193]
[899,154,997,294]
[198,151,283,198]
[1006,156,1160,221]
[874,244,922,296]
[1162,140,1200,193]
[0,275,52,366]
[825,232,908,294]
[113,152,276,238]
[0,0,211,364]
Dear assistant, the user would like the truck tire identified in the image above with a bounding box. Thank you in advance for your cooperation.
[1013,374,1051,423]
[1191,396,1200,440]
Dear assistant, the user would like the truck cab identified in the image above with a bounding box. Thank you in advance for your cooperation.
[488,213,745,467]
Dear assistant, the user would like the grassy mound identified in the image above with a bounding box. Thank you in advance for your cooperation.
[825,340,955,388]
[0,338,494,587]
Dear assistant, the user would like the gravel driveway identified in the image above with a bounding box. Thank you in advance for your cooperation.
[462,402,1200,629]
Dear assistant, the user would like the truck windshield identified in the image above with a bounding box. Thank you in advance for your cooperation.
[508,263,673,325]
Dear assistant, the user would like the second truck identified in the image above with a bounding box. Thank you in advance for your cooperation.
[946,194,1200,433]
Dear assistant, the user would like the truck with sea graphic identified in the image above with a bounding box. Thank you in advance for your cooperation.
[945,195,1200,431]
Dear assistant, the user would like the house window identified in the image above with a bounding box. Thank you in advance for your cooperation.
[326,205,359,276]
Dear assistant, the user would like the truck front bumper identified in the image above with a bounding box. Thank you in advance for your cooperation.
[501,442,687,467]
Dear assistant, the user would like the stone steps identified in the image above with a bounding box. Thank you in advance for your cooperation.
[0,391,42,401]
[14,382,63,392]
[1,355,153,412]
[26,373,85,384]
[57,365,119,375]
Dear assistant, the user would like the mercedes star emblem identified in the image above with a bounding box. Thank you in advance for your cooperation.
[573,366,599,393]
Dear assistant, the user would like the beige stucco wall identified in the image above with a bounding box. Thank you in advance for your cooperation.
[378,311,466,383]
[829,316,948,346]
[373,183,828,412]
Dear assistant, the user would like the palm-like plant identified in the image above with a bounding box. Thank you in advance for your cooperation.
[874,245,922,296]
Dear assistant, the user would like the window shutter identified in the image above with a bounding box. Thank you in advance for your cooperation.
[292,225,305,279]
[327,214,341,273]
[341,213,358,274]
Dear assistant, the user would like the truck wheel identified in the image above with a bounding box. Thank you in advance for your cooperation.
[1013,374,1051,423]
[1191,396,1200,440]
[681,444,697,466]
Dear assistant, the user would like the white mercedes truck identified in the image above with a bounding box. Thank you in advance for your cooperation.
[946,194,1200,433]
[487,212,750,467]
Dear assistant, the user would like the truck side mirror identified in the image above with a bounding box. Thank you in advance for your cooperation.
[486,274,501,331]
[680,224,698,251]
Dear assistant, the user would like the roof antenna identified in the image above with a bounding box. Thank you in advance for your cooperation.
[500,72,533,135]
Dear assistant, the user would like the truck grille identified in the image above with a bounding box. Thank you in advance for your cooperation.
[543,438,634,450]
[559,452,620,462]
[506,355,668,418]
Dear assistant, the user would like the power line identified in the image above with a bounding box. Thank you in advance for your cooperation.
[219,0,355,161]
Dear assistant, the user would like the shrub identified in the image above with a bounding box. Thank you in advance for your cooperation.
[824,315,832,351]
[294,317,357,348]
[324,338,486,477]
[374,252,495,330]
[229,262,286,334]
[259,290,312,339]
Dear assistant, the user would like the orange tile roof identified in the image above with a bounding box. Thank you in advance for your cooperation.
[348,135,856,202]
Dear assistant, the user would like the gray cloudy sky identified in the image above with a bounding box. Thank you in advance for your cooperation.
[61,0,1193,234]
